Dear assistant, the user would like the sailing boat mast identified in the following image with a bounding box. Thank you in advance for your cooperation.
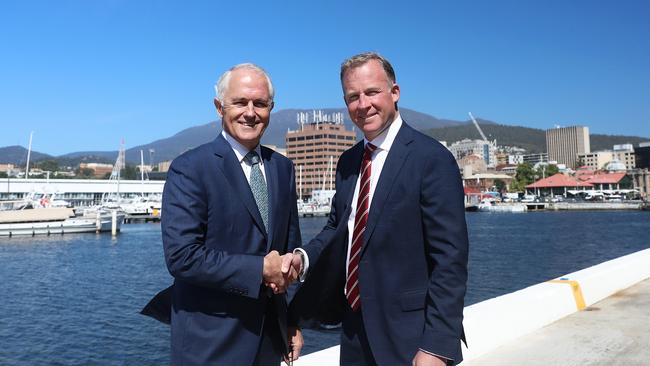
[25,131,33,179]
[140,149,145,196]
[298,165,303,201]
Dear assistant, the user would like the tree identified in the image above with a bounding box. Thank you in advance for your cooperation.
[35,159,59,172]
[77,168,95,178]
[536,164,559,179]
[0,172,7,178]
[121,165,138,180]
[494,179,506,193]
[511,162,536,191]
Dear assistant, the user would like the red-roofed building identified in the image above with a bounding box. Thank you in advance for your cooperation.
[526,173,593,196]
[579,172,627,190]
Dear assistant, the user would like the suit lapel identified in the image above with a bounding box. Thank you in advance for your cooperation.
[211,135,268,238]
[342,142,365,213]
[261,147,277,251]
[362,123,413,252]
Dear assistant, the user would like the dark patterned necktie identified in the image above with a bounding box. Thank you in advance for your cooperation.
[346,143,377,311]
[245,151,268,232]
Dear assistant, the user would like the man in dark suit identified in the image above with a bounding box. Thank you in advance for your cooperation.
[161,63,302,366]
[288,52,469,365]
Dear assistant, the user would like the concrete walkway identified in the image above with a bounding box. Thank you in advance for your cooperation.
[461,277,650,366]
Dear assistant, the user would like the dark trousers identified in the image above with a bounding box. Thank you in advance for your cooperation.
[340,304,378,366]
[252,303,284,366]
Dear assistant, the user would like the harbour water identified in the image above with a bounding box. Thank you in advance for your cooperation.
[1,211,649,364]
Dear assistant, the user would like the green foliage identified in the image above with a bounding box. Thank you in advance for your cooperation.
[77,168,95,178]
[34,159,59,172]
[121,165,138,180]
[0,172,7,178]
[510,163,536,191]
[538,164,559,178]
[494,179,506,192]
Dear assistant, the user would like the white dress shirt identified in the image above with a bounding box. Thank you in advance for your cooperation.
[221,130,266,183]
[344,114,403,286]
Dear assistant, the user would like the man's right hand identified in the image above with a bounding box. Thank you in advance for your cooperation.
[263,251,302,294]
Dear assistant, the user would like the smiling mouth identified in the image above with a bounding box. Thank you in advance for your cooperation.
[239,121,260,128]
[358,113,377,121]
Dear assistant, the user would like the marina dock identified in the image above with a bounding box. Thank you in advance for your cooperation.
[461,277,650,365]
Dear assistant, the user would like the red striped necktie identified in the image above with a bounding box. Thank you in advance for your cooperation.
[346,142,377,311]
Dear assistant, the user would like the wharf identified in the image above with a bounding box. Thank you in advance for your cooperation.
[294,249,650,365]
[123,214,160,223]
[461,277,650,365]
[551,201,643,210]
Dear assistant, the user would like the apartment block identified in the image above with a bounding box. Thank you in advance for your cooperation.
[286,112,357,198]
[546,126,590,169]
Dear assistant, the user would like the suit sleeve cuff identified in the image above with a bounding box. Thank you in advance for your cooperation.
[418,348,452,363]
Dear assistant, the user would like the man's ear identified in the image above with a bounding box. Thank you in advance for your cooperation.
[390,83,400,104]
[214,98,224,117]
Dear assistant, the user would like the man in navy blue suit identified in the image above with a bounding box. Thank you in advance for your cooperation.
[288,53,469,365]
[161,63,303,366]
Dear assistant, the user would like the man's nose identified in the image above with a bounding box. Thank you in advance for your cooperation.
[243,101,256,116]
[357,94,371,109]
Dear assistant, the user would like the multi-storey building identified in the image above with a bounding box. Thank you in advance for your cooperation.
[546,125,590,169]
[79,163,114,178]
[522,153,548,166]
[578,151,614,170]
[286,112,357,199]
[578,144,636,170]
[609,144,635,170]
[448,139,497,168]
[636,142,650,170]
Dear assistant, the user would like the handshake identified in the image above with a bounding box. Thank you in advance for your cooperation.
[262,250,304,294]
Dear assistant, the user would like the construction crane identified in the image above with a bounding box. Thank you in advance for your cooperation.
[468,112,488,142]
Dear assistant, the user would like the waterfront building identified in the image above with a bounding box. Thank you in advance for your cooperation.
[463,172,513,192]
[495,164,518,176]
[546,126,590,169]
[526,173,593,197]
[459,155,488,178]
[630,169,650,198]
[508,154,524,165]
[449,139,497,168]
[157,160,172,173]
[522,153,548,165]
[79,163,114,178]
[0,163,15,173]
[0,178,164,206]
[577,172,628,191]
[579,151,614,170]
[285,111,356,199]
[579,144,636,170]
[634,142,650,170]
[496,152,508,166]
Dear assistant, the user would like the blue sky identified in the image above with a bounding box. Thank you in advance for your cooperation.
[1,0,648,155]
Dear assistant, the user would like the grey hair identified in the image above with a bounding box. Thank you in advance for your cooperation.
[214,63,275,102]
[340,52,397,85]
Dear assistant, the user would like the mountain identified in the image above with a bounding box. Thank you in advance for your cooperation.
[258,107,461,148]
[119,107,461,164]
[0,145,53,166]
[2,108,649,166]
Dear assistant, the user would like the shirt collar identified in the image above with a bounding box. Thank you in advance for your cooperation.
[364,113,402,152]
[221,130,263,164]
